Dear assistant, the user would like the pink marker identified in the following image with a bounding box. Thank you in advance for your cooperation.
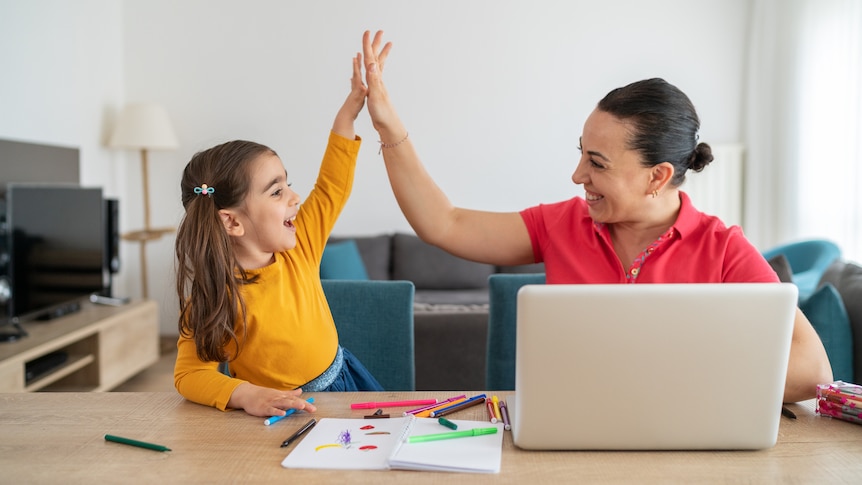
[350,399,437,410]
[404,394,467,415]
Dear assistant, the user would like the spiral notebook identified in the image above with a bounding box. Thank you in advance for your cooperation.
[281,416,504,473]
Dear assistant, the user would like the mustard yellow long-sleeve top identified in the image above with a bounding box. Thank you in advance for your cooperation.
[174,132,361,410]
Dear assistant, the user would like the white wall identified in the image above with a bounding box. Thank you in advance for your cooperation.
[0,0,133,294]
[2,0,751,334]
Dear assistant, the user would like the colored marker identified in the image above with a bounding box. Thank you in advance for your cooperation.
[499,400,512,431]
[404,395,466,415]
[407,427,498,443]
[350,399,436,410]
[438,417,458,430]
[364,413,391,419]
[430,394,487,417]
[415,397,468,418]
[491,395,502,421]
[280,418,317,447]
[264,397,315,426]
[486,399,498,423]
[105,434,171,452]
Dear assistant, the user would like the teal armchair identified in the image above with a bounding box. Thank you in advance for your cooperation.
[486,273,546,390]
[322,279,416,391]
[762,239,841,301]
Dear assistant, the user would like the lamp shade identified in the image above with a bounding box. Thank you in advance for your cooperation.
[109,103,178,150]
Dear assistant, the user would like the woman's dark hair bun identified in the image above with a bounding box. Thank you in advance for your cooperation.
[688,142,714,173]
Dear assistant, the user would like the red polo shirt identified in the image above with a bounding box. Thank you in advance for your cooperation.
[520,191,777,285]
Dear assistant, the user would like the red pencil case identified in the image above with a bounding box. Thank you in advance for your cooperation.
[816,381,862,425]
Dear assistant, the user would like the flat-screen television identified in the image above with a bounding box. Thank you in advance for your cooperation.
[1,184,108,335]
[0,139,79,195]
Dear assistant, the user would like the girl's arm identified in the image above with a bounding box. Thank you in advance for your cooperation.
[331,52,367,140]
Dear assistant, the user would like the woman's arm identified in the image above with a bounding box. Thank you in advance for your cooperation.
[362,30,534,266]
[784,308,833,402]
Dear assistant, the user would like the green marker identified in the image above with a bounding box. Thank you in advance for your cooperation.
[437,417,458,430]
[105,434,171,452]
[407,427,497,443]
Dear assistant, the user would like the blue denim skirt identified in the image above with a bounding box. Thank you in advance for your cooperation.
[301,346,383,392]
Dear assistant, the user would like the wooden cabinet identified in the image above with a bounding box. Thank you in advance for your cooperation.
[0,299,159,392]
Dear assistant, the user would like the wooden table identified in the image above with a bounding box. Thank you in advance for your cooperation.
[1,392,860,483]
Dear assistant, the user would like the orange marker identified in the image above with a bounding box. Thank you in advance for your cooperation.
[416,397,467,418]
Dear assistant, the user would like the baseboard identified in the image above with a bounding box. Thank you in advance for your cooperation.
[160,335,178,355]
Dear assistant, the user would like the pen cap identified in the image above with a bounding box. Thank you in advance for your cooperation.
[472,427,499,436]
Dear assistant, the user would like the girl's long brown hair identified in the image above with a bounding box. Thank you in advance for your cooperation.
[175,140,275,362]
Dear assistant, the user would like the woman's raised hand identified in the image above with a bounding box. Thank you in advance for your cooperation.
[362,30,399,134]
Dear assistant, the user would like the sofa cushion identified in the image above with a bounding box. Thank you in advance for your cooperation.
[414,289,490,306]
[819,260,862,381]
[328,234,391,280]
[800,282,854,382]
[497,262,547,274]
[767,254,794,283]
[320,240,369,280]
[414,310,488,390]
[391,233,495,289]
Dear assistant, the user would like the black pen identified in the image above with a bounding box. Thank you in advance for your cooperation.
[280,418,316,447]
[781,406,797,419]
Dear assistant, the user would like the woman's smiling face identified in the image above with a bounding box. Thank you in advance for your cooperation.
[572,109,655,224]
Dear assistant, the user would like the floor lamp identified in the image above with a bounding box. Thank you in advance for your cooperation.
[109,103,178,299]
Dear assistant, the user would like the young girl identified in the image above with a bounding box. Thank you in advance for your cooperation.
[174,52,382,418]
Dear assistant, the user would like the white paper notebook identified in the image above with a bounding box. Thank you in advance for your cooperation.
[281,416,504,473]
[511,283,797,451]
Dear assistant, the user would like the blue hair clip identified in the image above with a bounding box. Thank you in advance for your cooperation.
[194,184,215,196]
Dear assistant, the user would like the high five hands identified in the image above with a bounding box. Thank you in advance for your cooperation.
[361,30,400,136]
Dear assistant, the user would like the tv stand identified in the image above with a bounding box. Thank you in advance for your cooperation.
[0,299,159,392]
[0,322,28,343]
[35,301,82,321]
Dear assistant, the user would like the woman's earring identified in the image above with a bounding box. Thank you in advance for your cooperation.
[652,190,659,198]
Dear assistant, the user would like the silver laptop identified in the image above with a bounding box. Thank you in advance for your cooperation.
[510,283,797,450]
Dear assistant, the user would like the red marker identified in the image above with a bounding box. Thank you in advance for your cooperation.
[486,400,498,423]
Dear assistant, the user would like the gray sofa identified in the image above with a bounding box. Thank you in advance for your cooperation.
[327,232,544,390]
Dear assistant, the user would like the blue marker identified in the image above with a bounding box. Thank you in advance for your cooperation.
[264,397,314,426]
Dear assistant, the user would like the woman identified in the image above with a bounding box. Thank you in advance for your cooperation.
[360,30,832,402]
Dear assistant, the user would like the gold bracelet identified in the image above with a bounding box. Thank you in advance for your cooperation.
[378,132,409,155]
